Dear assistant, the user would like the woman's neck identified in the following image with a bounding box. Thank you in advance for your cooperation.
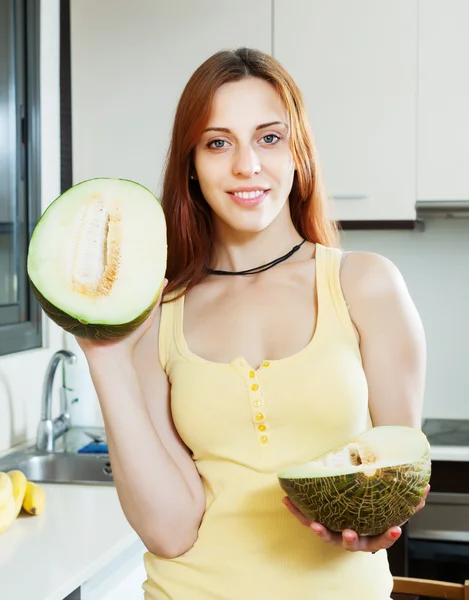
[210,208,304,274]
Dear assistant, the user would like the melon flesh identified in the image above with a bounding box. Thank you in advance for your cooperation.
[27,178,167,340]
[278,426,431,536]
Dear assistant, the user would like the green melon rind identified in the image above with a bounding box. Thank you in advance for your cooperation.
[278,451,431,536]
[27,177,167,341]
[30,279,164,341]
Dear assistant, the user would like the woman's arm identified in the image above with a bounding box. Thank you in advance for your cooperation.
[284,250,428,552]
[79,299,205,559]
[341,250,426,428]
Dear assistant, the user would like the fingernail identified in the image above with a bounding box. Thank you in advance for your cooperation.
[344,534,355,542]
[311,524,322,535]
[391,530,401,539]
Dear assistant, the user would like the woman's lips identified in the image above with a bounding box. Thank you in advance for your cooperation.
[227,190,269,208]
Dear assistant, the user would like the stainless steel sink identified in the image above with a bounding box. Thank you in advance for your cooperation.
[0,427,114,485]
[0,445,114,485]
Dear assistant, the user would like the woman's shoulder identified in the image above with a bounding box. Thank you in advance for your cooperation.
[339,249,404,287]
[337,249,411,316]
[318,243,402,282]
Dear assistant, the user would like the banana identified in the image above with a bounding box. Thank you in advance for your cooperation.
[0,472,13,510]
[22,481,46,516]
[0,495,16,534]
[7,470,27,518]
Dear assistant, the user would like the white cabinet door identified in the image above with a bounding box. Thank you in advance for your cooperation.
[417,0,469,202]
[87,560,147,600]
[273,0,418,221]
[81,540,147,600]
[71,0,272,196]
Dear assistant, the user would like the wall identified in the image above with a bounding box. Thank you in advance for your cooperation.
[69,0,272,194]
[0,0,67,453]
[341,218,469,420]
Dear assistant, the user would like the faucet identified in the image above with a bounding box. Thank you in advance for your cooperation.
[36,349,77,452]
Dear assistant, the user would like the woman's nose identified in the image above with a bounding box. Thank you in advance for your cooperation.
[232,145,261,177]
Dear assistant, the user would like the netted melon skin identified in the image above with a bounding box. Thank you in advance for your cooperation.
[31,280,163,341]
[279,454,431,536]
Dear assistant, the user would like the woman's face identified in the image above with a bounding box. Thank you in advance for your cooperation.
[193,77,295,235]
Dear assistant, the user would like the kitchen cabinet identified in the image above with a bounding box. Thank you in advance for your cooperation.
[81,540,146,600]
[387,526,409,577]
[273,0,418,222]
[83,561,146,600]
[388,458,469,582]
[417,0,469,202]
[406,459,469,584]
[70,0,272,194]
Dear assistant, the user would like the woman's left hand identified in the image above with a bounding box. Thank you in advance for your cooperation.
[282,484,430,553]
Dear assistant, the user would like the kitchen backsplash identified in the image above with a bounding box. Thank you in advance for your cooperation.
[341,217,469,420]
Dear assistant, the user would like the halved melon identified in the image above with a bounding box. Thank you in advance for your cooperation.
[278,426,431,536]
[27,178,167,340]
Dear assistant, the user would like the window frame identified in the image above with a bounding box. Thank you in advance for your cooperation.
[0,0,43,357]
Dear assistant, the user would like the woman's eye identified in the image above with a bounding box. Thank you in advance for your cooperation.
[208,139,227,149]
[262,134,280,144]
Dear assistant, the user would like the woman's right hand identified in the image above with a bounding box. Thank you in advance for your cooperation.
[75,278,168,358]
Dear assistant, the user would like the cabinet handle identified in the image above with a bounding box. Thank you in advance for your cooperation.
[331,194,369,201]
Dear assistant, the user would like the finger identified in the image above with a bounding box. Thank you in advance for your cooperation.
[416,497,426,512]
[363,527,402,553]
[310,522,341,545]
[156,279,168,306]
[282,498,311,527]
[341,529,361,552]
[422,483,431,504]
[415,484,431,513]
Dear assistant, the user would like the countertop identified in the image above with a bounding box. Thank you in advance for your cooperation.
[0,427,466,600]
[0,483,140,600]
[429,444,469,462]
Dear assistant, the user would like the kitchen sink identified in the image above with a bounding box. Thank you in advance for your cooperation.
[0,450,114,486]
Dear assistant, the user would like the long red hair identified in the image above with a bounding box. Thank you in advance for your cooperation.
[161,47,339,300]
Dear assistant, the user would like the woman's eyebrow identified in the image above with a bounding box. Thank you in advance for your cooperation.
[255,121,288,131]
[202,121,288,134]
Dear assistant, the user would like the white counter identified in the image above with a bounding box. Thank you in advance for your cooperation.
[0,440,466,600]
[430,444,469,462]
[0,483,143,600]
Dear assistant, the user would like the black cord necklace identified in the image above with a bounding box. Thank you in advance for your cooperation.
[206,239,307,276]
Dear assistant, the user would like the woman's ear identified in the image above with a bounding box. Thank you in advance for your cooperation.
[189,165,198,180]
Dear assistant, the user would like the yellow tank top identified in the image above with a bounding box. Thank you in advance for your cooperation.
[143,243,393,599]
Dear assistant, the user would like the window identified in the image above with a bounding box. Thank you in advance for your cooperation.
[0,0,42,356]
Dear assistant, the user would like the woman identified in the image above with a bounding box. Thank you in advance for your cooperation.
[77,48,427,599]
